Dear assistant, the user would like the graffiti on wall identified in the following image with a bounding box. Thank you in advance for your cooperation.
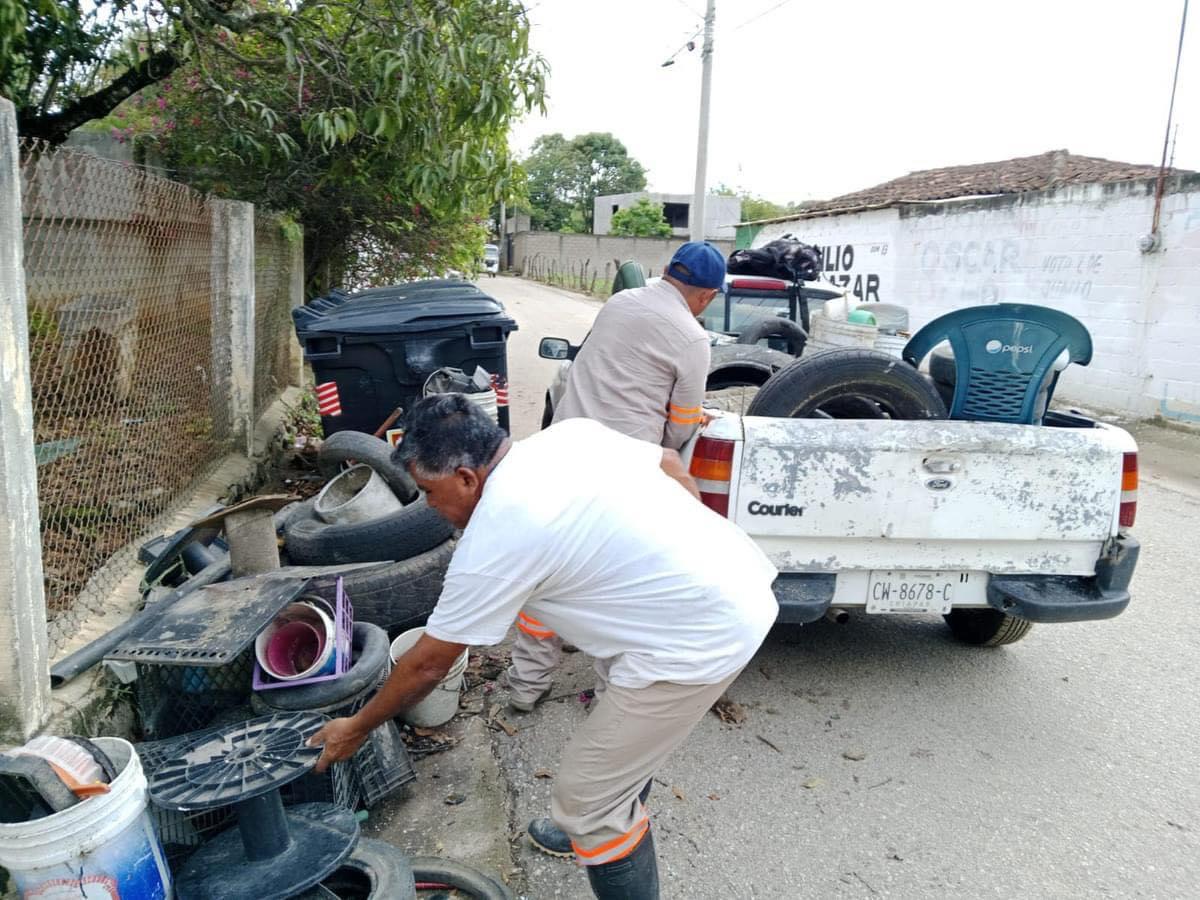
[1037,253,1103,300]
[815,242,889,303]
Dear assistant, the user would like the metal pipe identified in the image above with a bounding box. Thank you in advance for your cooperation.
[824,607,849,625]
[1150,0,1189,240]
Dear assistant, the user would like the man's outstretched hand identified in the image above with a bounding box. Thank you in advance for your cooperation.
[308,716,369,773]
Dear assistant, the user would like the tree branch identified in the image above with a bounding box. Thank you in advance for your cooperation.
[17,46,182,143]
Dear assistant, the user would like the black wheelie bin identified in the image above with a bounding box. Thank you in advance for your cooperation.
[292,279,518,435]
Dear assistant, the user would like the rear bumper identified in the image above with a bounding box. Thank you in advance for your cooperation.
[771,534,1139,625]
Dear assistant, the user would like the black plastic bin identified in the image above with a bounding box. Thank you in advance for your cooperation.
[293,279,518,435]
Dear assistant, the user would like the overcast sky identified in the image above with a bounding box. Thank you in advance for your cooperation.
[509,0,1198,205]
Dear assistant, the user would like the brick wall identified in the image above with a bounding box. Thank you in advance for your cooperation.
[751,175,1200,423]
[511,231,736,295]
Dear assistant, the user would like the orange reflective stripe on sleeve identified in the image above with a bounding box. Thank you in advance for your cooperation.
[669,404,701,416]
[669,412,704,425]
[572,816,650,864]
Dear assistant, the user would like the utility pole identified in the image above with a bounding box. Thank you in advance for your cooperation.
[691,0,715,242]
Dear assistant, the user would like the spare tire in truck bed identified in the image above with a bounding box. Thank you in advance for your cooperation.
[745,348,948,420]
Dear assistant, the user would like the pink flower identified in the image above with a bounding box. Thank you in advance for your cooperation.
[156,96,167,110]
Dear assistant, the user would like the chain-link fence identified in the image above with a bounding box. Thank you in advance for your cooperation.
[19,140,232,649]
[253,216,297,419]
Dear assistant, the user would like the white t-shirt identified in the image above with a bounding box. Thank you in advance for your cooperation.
[424,418,779,689]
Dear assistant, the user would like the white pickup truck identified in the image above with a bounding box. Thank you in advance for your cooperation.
[682,409,1139,645]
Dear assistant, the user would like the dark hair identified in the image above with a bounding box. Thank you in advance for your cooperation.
[394,393,506,478]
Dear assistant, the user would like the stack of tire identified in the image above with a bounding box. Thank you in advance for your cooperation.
[281,431,456,637]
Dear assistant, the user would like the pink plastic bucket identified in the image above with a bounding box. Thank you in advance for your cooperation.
[265,621,324,678]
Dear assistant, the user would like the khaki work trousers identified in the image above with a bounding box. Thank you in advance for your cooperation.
[550,669,742,866]
[507,611,563,705]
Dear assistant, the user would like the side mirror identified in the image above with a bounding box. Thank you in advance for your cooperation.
[539,337,572,360]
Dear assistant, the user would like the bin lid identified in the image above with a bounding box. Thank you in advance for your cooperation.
[294,280,514,336]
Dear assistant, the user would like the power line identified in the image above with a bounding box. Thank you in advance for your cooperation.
[731,0,798,32]
[671,0,705,20]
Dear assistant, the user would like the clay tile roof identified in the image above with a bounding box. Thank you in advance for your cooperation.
[752,150,1188,223]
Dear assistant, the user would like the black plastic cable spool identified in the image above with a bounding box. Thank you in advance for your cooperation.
[149,712,359,900]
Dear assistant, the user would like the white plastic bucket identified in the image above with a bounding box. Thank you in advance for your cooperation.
[466,389,499,424]
[810,311,878,350]
[873,332,909,358]
[314,464,404,525]
[389,628,469,727]
[0,738,171,899]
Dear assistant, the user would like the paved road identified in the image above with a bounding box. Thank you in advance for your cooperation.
[483,276,1200,899]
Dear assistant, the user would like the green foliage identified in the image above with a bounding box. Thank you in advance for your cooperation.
[523,132,647,232]
[88,0,546,294]
[714,182,796,222]
[609,198,672,237]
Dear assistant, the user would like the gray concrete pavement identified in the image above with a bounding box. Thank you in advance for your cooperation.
[476,276,1200,899]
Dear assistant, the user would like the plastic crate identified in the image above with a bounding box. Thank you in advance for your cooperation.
[253,578,353,690]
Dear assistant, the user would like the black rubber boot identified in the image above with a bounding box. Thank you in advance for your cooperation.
[585,828,659,900]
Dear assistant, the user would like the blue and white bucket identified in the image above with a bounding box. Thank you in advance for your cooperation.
[0,738,171,899]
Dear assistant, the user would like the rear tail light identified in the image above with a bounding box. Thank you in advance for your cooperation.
[730,277,790,292]
[690,436,735,516]
[1119,452,1138,528]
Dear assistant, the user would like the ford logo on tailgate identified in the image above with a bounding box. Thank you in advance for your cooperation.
[925,478,953,491]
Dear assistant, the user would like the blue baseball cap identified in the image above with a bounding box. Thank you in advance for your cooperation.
[666,241,726,290]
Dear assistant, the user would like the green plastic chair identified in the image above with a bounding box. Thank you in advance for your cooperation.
[902,303,1093,424]
[611,259,646,294]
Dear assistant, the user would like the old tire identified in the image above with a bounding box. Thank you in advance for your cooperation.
[253,622,390,713]
[318,430,418,504]
[304,539,455,634]
[944,608,1033,646]
[929,344,957,387]
[284,495,454,565]
[736,317,808,357]
[318,837,418,899]
[407,856,513,900]
[746,348,948,420]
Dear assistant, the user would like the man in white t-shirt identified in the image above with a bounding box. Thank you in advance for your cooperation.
[309,394,777,900]
[505,240,727,714]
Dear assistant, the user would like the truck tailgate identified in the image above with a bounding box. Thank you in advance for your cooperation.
[733,417,1134,576]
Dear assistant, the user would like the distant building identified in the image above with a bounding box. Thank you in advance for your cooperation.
[593,191,741,241]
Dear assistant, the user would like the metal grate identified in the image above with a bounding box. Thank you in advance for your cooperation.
[19,139,230,648]
[960,367,1031,421]
[253,216,296,418]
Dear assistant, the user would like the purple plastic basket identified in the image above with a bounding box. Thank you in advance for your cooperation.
[253,577,354,690]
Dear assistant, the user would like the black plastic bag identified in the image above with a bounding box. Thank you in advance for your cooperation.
[727,237,821,283]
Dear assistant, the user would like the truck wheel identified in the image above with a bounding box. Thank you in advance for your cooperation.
[944,608,1033,645]
[736,317,808,357]
[746,348,948,420]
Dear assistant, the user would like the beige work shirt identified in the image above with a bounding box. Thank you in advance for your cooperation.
[553,278,710,449]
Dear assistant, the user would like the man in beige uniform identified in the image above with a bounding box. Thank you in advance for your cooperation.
[505,242,728,714]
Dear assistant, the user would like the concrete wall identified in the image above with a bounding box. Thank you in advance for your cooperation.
[512,230,736,293]
[593,191,741,240]
[750,175,1200,422]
